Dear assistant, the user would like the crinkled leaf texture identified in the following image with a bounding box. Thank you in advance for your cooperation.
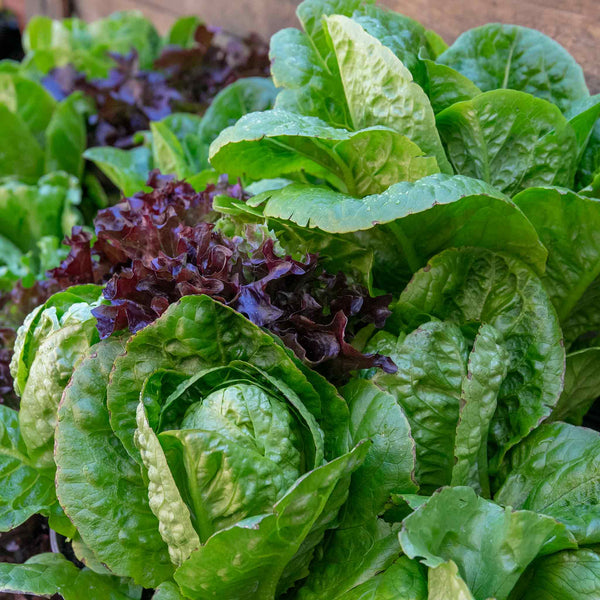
[451,323,508,496]
[509,549,600,600]
[173,443,368,600]
[19,317,98,467]
[387,247,564,469]
[437,90,579,196]
[248,173,546,292]
[0,552,141,599]
[55,336,175,588]
[58,295,360,593]
[437,23,589,113]
[10,284,101,395]
[366,321,467,493]
[400,486,577,600]
[513,187,600,334]
[270,8,451,172]
[496,422,600,544]
[297,379,417,598]
[10,285,102,466]
[209,109,439,196]
[107,295,349,462]
[323,15,451,173]
[0,405,56,532]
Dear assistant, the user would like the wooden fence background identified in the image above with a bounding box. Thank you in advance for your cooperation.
[10,0,600,92]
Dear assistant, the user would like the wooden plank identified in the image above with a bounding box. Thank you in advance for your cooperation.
[73,0,299,37]
[25,0,69,19]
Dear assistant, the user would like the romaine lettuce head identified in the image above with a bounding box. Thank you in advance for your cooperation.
[55,295,367,597]
[365,246,564,495]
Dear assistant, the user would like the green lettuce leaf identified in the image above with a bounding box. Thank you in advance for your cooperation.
[44,92,88,178]
[513,187,600,331]
[496,422,600,544]
[0,172,81,255]
[323,15,451,173]
[296,379,417,598]
[210,109,439,195]
[427,561,477,600]
[55,337,175,588]
[389,247,564,466]
[10,284,101,394]
[437,23,589,113]
[173,443,368,600]
[0,72,86,179]
[349,4,441,87]
[247,173,546,292]
[22,11,160,77]
[0,103,44,179]
[436,90,578,195]
[550,348,600,425]
[83,146,152,197]
[509,549,600,600]
[0,405,56,531]
[577,120,600,189]
[9,285,102,466]
[333,556,427,600]
[0,553,142,600]
[153,581,187,600]
[400,486,577,600]
[451,323,508,496]
[18,318,99,466]
[199,77,278,151]
[164,16,202,48]
[420,59,481,114]
[107,295,349,463]
[366,322,467,492]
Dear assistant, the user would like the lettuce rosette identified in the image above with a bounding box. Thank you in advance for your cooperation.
[53,295,368,596]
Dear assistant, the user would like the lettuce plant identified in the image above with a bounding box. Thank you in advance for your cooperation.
[0,72,86,181]
[0,172,82,294]
[2,1,600,599]
[84,77,279,195]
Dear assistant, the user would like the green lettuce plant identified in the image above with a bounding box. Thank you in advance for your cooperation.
[0,71,86,181]
[1,1,600,598]
[0,172,82,292]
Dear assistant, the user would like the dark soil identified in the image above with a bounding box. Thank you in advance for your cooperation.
[0,516,59,600]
